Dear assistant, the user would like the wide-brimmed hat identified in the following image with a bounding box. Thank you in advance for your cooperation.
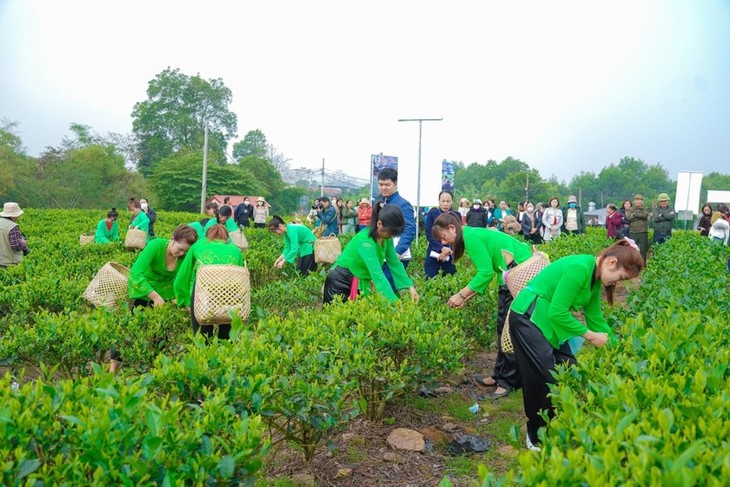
[567,195,578,204]
[474,198,483,205]
[657,193,670,202]
[1,202,23,218]
[359,198,370,206]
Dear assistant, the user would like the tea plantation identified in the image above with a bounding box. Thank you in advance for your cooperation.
[1,209,728,486]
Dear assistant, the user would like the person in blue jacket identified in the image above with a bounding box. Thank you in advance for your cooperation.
[377,168,415,291]
[316,196,339,236]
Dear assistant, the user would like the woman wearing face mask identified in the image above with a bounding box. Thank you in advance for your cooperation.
[424,191,461,278]
[128,197,151,242]
[323,204,419,304]
[541,197,563,241]
[520,202,543,244]
[253,199,269,228]
[508,239,644,451]
[465,199,489,227]
[140,198,157,238]
[562,195,584,235]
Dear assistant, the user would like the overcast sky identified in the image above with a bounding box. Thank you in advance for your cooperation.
[1,0,729,205]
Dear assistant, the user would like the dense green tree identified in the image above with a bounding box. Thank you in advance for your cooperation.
[239,155,285,198]
[702,172,730,202]
[131,68,237,176]
[232,129,267,160]
[267,186,307,215]
[150,151,261,212]
[0,120,28,199]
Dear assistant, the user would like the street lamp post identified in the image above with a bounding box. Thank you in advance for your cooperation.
[397,117,443,244]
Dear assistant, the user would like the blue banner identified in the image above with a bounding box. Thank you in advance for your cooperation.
[441,160,456,193]
[370,154,398,200]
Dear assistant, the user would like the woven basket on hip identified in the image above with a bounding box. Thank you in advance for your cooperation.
[82,262,130,310]
[125,229,147,250]
[79,234,94,246]
[230,230,248,250]
[501,310,515,354]
[505,251,550,298]
[314,235,341,264]
[193,264,251,325]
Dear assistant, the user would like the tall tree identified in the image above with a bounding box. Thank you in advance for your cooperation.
[232,129,267,160]
[150,150,261,212]
[131,67,237,176]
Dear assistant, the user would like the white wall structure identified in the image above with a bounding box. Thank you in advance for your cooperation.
[706,190,730,204]
[675,171,704,214]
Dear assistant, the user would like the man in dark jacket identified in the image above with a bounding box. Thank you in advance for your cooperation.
[652,193,675,244]
[234,197,254,228]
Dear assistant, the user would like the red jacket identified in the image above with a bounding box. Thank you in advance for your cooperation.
[606,211,623,238]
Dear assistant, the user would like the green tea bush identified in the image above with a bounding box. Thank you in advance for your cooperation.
[0,370,267,486]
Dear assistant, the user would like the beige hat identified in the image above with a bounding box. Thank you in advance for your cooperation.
[1,202,23,218]
[359,198,370,206]
[567,195,578,204]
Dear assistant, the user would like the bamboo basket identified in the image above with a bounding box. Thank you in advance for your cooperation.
[125,229,147,250]
[79,234,94,245]
[230,230,248,250]
[82,262,130,310]
[193,265,251,325]
[505,252,550,298]
[314,235,341,264]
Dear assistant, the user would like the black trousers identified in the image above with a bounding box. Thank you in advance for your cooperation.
[296,253,317,276]
[323,266,356,304]
[509,304,576,445]
[492,286,520,390]
[424,256,456,279]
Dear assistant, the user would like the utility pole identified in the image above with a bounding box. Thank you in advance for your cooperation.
[397,117,443,244]
[200,122,209,213]
[320,158,325,197]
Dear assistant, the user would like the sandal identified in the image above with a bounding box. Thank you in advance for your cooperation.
[479,387,511,400]
[471,374,498,387]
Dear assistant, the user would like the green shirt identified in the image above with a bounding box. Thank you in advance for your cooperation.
[128,238,179,301]
[282,223,316,263]
[333,228,413,302]
[173,239,244,307]
[204,217,238,236]
[94,219,119,243]
[130,212,151,241]
[463,226,533,292]
[188,221,206,239]
[510,254,614,349]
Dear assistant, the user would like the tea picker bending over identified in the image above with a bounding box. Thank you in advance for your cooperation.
[508,238,644,451]
[174,224,244,341]
[431,212,532,400]
[268,215,318,276]
[323,204,418,304]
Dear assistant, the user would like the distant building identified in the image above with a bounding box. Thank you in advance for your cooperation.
[583,201,606,226]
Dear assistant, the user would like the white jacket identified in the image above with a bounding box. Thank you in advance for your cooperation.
[708,218,729,245]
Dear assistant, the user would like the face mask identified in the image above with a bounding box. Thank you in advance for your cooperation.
[568,203,577,209]
[473,204,481,209]
[527,206,534,212]
[141,203,148,210]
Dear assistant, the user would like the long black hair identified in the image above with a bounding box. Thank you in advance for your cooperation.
[268,215,286,230]
[216,204,232,223]
[368,203,404,240]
